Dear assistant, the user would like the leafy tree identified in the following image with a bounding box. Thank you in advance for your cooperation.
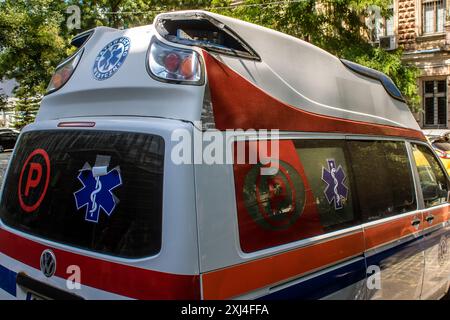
[0,0,71,127]
[12,83,41,129]
[69,0,213,30]
[0,89,10,127]
[211,0,421,111]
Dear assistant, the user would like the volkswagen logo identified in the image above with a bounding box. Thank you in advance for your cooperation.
[40,249,56,278]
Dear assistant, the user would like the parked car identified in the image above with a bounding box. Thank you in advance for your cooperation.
[0,130,19,152]
[0,10,449,300]
[423,129,450,175]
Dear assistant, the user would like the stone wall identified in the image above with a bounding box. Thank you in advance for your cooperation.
[397,0,418,50]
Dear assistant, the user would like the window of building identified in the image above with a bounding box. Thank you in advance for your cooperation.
[424,80,447,127]
[412,143,449,208]
[347,140,417,222]
[422,0,446,34]
[371,6,395,42]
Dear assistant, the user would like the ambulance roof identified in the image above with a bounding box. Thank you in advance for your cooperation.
[38,10,420,132]
[154,10,420,130]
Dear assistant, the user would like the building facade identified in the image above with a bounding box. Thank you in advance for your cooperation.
[384,0,450,128]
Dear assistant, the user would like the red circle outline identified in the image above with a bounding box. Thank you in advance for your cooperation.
[18,149,51,213]
[255,164,297,228]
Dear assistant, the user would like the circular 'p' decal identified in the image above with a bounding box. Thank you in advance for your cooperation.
[243,160,305,230]
[18,149,51,213]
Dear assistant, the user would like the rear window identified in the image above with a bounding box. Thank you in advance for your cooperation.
[0,130,164,258]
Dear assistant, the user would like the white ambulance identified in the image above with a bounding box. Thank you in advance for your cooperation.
[0,10,448,300]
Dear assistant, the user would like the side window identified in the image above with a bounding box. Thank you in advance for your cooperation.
[233,139,358,253]
[412,143,449,208]
[347,140,416,222]
[294,140,357,230]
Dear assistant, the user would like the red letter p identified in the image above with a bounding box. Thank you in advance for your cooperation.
[25,162,42,196]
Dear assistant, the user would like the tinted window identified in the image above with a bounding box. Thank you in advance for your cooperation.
[0,130,164,258]
[234,139,358,253]
[425,81,434,94]
[234,139,418,253]
[347,140,416,221]
[412,144,449,208]
[294,140,358,230]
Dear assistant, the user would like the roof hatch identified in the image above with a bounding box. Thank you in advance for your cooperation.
[154,11,260,60]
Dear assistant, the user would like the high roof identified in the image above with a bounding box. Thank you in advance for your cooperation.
[155,10,420,131]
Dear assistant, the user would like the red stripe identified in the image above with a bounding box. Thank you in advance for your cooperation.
[424,205,450,230]
[0,229,200,299]
[202,231,364,299]
[203,51,425,141]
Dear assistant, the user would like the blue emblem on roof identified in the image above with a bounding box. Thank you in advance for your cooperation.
[93,37,130,81]
[321,159,348,210]
[74,159,122,223]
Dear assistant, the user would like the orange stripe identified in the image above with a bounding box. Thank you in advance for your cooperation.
[424,205,450,229]
[364,214,423,250]
[202,231,364,299]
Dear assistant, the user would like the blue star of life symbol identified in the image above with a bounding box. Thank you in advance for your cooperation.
[74,162,122,223]
[93,37,130,81]
[321,159,348,210]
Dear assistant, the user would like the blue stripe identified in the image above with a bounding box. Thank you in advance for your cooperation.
[0,264,17,296]
[365,235,424,267]
[259,235,425,300]
[259,258,366,300]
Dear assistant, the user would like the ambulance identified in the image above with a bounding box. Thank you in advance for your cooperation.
[0,10,449,300]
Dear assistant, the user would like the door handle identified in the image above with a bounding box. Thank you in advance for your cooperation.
[411,218,421,228]
[425,215,435,224]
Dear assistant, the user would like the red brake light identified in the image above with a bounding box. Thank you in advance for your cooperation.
[58,122,96,128]
[148,40,202,84]
[163,53,181,72]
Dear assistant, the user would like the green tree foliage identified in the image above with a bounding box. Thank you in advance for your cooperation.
[69,0,213,30]
[0,0,70,127]
[13,86,40,129]
[211,0,421,111]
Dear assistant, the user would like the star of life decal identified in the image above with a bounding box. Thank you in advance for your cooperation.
[74,159,122,223]
[321,159,348,210]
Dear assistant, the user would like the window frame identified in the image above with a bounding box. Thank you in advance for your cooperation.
[346,138,419,222]
[422,79,447,128]
[371,5,395,42]
[232,133,422,255]
[0,129,166,259]
[421,0,446,35]
[407,140,450,210]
